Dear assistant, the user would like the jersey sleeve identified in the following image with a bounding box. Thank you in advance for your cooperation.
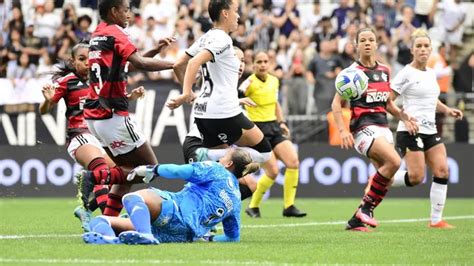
[185,39,200,57]
[238,78,252,96]
[50,80,67,103]
[213,214,240,242]
[391,68,408,95]
[114,28,137,60]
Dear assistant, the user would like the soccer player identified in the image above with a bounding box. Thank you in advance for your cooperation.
[168,0,272,164]
[239,51,306,218]
[78,0,174,214]
[39,42,143,230]
[331,28,418,231]
[390,29,463,228]
[82,148,260,244]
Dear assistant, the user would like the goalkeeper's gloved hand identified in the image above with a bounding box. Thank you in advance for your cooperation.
[127,165,158,183]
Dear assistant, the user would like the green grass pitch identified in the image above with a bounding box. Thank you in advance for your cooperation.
[1,198,473,265]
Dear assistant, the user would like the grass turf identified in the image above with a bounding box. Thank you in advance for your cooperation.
[1,198,473,265]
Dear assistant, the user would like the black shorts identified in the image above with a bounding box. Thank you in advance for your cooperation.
[396,132,443,157]
[195,113,254,147]
[255,121,287,148]
[182,136,203,163]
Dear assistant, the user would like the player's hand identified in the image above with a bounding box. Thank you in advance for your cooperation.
[340,130,354,150]
[127,165,156,183]
[447,108,463,120]
[156,37,176,53]
[166,93,196,110]
[400,110,419,135]
[239,97,257,107]
[128,86,146,101]
[41,84,56,101]
[280,122,290,139]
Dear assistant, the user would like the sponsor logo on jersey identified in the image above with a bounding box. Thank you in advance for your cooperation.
[194,102,207,113]
[219,190,233,211]
[366,91,389,103]
[381,72,388,82]
[89,50,102,59]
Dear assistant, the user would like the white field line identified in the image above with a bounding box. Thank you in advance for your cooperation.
[1,215,473,240]
[0,258,278,265]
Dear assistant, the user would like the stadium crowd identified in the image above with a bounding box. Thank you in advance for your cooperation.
[0,0,472,141]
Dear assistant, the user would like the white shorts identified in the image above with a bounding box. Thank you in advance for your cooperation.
[67,133,106,162]
[441,27,463,46]
[86,114,146,157]
[353,125,394,156]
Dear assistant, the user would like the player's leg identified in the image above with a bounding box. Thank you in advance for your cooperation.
[246,153,278,218]
[83,216,134,244]
[119,189,162,244]
[274,140,306,217]
[392,132,426,187]
[425,142,454,228]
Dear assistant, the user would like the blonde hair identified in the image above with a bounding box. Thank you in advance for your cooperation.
[231,148,260,177]
[410,28,431,47]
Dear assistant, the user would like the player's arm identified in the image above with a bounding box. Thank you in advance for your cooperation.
[167,50,213,109]
[331,93,353,149]
[212,215,240,242]
[127,37,175,73]
[436,99,463,120]
[128,52,173,72]
[386,97,418,135]
[276,102,290,137]
[173,52,192,86]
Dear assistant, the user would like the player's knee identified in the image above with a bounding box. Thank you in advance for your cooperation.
[266,165,279,178]
[250,138,272,162]
[386,157,401,175]
[122,192,145,206]
[285,158,299,169]
[434,167,449,179]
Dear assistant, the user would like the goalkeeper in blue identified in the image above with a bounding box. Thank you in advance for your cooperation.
[82,148,260,244]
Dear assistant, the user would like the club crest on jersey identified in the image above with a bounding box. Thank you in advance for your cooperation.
[218,133,228,143]
[366,91,389,103]
[372,73,380,81]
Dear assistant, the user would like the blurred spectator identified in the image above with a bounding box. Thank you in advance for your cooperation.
[127,13,145,51]
[62,3,78,27]
[371,0,397,30]
[413,0,437,29]
[453,52,474,95]
[300,1,321,37]
[174,16,191,51]
[7,52,37,102]
[338,22,357,54]
[374,14,393,64]
[428,43,452,137]
[313,16,337,53]
[330,0,352,37]
[75,15,92,41]
[337,41,356,69]
[53,19,76,60]
[33,0,61,46]
[286,48,308,115]
[307,39,342,114]
[271,0,300,38]
[7,6,24,35]
[232,23,252,50]
[392,5,415,74]
[80,0,97,10]
[0,34,8,77]
[23,22,45,66]
[248,4,272,51]
[6,28,24,62]
[438,0,465,67]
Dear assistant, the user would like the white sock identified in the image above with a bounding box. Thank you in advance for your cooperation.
[206,147,268,163]
[430,181,448,224]
[392,170,407,187]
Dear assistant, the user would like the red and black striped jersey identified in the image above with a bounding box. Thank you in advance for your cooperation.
[84,22,137,120]
[51,72,89,139]
[349,61,391,132]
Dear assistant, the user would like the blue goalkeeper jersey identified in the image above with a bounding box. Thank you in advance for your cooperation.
[157,161,241,240]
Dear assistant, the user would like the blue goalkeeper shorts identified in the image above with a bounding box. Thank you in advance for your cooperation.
[149,188,194,243]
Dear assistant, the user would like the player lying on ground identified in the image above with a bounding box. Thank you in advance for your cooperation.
[82,148,259,244]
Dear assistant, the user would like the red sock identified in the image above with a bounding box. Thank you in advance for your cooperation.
[363,172,390,207]
[93,185,109,213]
[87,158,126,185]
[104,193,123,216]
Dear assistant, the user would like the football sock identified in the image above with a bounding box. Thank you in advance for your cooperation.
[283,168,299,208]
[239,183,253,200]
[122,193,152,234]
[430,176,448,224]
[363,171,390,207]
[89,216,115,237]
[94,185,109,213]
[249,174,274,208]
[104,193,123,216]
[88,158,126,185]
[392,170,413,187]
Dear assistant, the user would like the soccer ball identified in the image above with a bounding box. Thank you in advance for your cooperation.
[334,67,369,101]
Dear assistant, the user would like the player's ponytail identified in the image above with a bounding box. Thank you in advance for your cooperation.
[230,148,260,178]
